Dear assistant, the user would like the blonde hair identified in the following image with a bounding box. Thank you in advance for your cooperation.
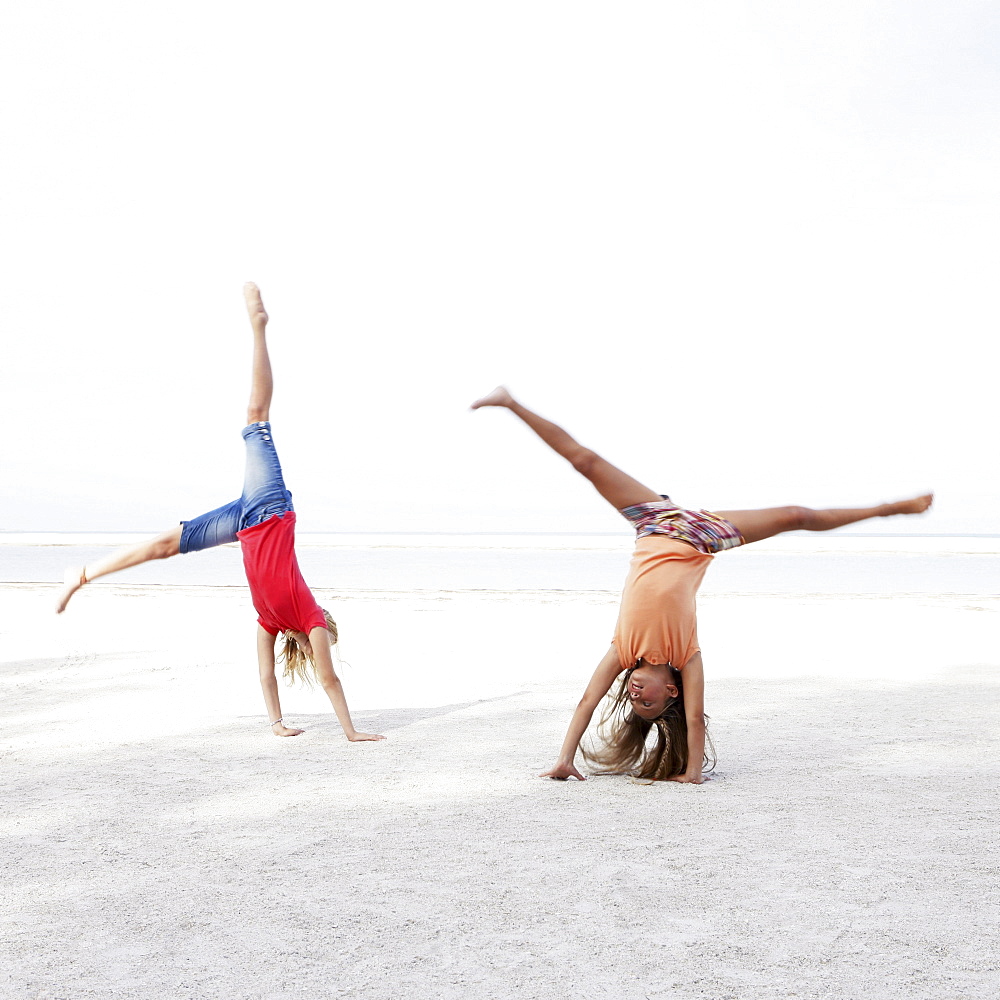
[278,609,338,687]
[581,663,716,781]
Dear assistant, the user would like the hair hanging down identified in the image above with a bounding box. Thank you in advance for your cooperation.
[581,663,716,781]
[278,608,339,686]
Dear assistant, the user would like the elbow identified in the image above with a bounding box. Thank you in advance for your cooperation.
[320,674,343,696]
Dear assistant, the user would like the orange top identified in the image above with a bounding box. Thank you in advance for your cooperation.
[612,535,712,672]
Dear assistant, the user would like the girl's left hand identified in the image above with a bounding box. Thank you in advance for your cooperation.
[667,772,708,784]
[347,731,386,742]
[540,762,586,781]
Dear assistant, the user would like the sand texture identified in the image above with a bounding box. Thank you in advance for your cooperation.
[1,582,998,999]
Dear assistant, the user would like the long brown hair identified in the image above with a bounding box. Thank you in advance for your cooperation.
[278,609,338,687]
[581,662,716,781]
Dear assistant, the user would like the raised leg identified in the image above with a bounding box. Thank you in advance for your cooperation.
[716,495,933,545]
[55,526,183,613]
[470,386,661,510]
[244,282,272,424]
[56,285,272,615]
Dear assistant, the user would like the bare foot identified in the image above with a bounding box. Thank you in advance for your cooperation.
[273,725,304,737]
[55,566,87,614]
[884,493,934,517]
[470,386,514,410]
[244,282,268,329]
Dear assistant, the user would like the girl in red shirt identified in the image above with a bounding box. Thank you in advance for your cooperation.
[56,284,383,743]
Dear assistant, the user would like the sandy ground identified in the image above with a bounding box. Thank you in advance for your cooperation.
[1,581,998,1000]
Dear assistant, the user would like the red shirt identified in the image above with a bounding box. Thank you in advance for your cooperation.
[237,511,327,636]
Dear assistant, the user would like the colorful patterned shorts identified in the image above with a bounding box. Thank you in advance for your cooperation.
[619,496,744,555]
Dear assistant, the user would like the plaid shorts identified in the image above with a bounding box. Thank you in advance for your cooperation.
[619,496,744,555]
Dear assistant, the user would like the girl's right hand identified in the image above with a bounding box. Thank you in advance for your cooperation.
[667,771,708,784]
[540,762,586,781]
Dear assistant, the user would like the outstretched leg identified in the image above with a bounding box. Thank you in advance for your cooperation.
[55,526,183,613]
[56,285,271,614]
[244,282,272,424]
[716,495,933,545]
[471,386,661,510]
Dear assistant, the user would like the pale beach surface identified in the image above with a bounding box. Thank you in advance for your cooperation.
[1,536,998,999]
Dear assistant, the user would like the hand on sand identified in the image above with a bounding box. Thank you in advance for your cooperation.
[347,731,386,742]
[273,724,305,737]
[540,762,586,781]
[667,772,709,784]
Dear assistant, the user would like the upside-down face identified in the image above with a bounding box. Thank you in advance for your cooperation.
[627,662,679,720]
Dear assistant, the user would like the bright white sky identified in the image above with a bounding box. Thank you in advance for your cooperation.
[2,1,998,534]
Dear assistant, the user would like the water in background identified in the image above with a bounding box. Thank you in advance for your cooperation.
[2,533,996,596]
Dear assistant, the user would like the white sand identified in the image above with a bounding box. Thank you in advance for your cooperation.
[2,582,998,999]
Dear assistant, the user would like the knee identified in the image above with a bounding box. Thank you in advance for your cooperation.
[783,506,814,531]
[150,536,179,560]
[569,447,599,477]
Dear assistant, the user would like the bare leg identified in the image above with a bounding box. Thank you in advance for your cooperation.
[55,526,183,613]
[56,287,272,615]
[244,282,272,424]
[716,495,933,545]
[471,386,661,510]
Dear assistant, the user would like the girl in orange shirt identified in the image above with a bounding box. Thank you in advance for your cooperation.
[471,387,931,783]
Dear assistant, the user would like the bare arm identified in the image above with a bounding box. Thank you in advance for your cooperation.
[540,645,623,781]
[668,651,706,783]
[257,626,304,737]
[309,627,385,742]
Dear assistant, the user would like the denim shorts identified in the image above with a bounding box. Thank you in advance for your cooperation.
[179,422,294,554]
